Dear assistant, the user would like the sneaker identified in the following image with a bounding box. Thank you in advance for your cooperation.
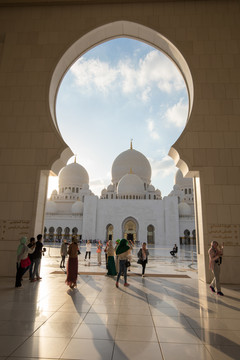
[209,286,215,293]
[30,279,37,282]
[217,291,224,296]
[37,277,42,280]
[116,282,119,288]
[142,275,145,278]
[124,283,130,287]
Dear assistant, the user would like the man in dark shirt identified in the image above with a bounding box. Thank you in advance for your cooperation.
[31,234,43,281]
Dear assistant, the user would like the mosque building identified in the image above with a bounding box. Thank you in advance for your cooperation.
[44,143,195,245]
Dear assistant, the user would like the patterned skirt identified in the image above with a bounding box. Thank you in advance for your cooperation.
[66,257,78,285]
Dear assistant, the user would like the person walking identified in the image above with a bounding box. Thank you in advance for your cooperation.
[27,237,36,280]
[31,234,45,282]
[115,238,131,288]
[15,237,35,288]
[96,240,102,265]
[107,240,117,276]
[208,240,224,296]
[104,240,109,269]
[84,240,91,261]
[66,237,79,289]
[137,242,149,277]
[60,239,68,268]
[115,239,120,273]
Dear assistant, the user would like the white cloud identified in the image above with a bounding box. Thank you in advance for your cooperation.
[150,155,177,179]
[146,118,159,140]
[165,98,188,128]
[70,50,185,97]
[71,58,117,94]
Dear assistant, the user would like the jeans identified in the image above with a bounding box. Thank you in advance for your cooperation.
[142,260,147,275]
[210,262,221,292]
[32,257,41,279]
[60,255,66,267]
[85,251,91,259]
[116,260,127,283]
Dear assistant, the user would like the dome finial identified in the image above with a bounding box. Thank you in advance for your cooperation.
[130,138,133,150]
[74,155,77,163]
[130,168,133,174]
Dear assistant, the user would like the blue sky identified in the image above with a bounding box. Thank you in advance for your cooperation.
[48,38,188,197]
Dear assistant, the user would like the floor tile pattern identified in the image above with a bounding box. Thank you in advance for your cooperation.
[0,246,239,359]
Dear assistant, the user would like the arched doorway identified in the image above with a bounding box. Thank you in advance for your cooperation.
[122,217,138,244]
[64,227,70,240]
[147,224,155,244]
[106,224,114,242]
[56,227,62,243]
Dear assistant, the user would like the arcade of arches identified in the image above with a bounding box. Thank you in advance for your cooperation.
[0,0,239,285]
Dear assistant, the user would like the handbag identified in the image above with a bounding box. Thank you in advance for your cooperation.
[125,260,131,268]
[137,258,143,265]
[20,256,31,268]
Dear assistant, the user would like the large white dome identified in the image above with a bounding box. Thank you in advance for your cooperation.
[175,169,193,187]
[117,173,145,196]
[112,148,151,185]
[59,162,89,189]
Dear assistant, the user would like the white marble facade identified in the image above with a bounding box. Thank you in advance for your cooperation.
[44,145,195,245]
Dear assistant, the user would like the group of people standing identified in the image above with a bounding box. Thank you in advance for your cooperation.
[15,234,45,288]
[63,237,150,290]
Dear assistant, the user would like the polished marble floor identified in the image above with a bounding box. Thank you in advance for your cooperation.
[0,246,239,360]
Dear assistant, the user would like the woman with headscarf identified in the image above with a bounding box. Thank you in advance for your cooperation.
[15,237,36,288]
[66,236,79,289]
[115,238,131,288]
[107,240,117,276]
[137,242,149,277]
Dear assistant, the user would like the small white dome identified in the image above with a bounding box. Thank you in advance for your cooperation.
[65,188,71,194]
[175,169,193,187]
[101,188,107,195]
[178,201,192,217]
[46,200,57,213]
[107,184,114,192]
[59,162,89,189]
[117,173,145,196]
[72,200,83,214]
[51,189,58,196]
[148,184,155,192]
[156,189,161,195]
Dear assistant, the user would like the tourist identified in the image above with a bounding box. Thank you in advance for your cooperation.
[107,240,117,276]
[137,242,149,277]
[170,244,178,257]
[15,237,35,288]
[208,240,224,296]
[96,240,102,265]
[27,237,36,280]
[115,238,131,288]
[115,239,120,273]
[104,240,109,269]
[60,239,68,268]
[84,240,91,261]
[31,234,45,282]
[66,236,79,289]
